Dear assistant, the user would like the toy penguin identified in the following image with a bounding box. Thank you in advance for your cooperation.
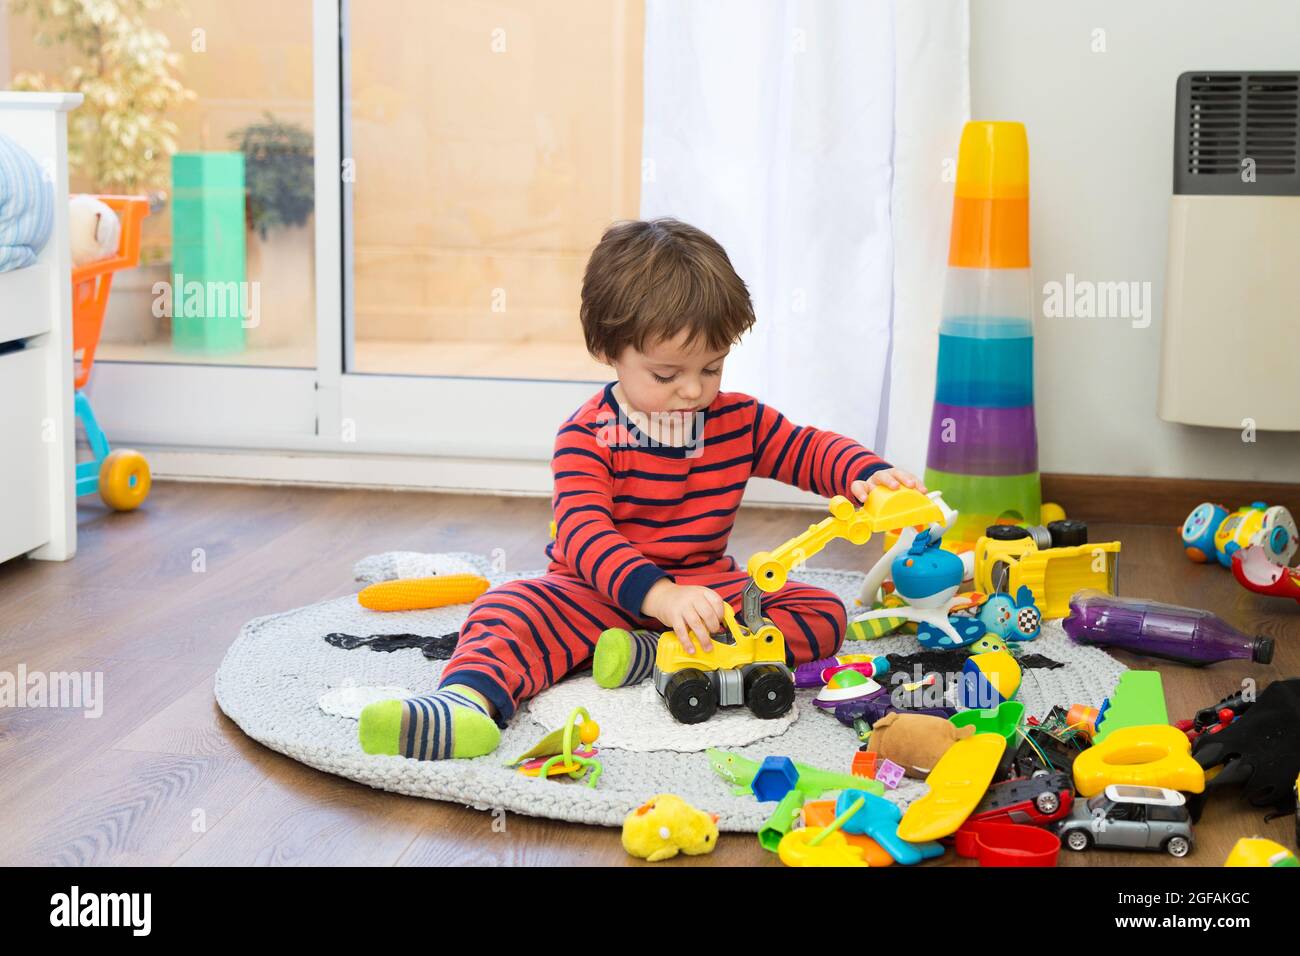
[622,794,720,862]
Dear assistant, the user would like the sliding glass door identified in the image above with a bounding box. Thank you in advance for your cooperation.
[4,0,320,447]
[344,0,642,382]
[335,0,643,457]
[3,0,643,459]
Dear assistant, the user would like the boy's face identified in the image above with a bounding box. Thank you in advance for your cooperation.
[609,328,728,414]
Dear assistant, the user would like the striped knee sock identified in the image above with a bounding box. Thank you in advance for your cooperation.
[358,686,500,760]
[593,627,661,689]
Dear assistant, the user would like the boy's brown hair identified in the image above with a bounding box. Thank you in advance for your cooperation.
[580,218,755,361]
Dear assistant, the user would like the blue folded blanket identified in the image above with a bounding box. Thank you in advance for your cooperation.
[0,131,55,273]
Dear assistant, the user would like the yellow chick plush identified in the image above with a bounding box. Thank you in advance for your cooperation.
[622,794,720,862]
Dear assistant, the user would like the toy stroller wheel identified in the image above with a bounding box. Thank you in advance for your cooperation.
[744,665,794,719]
[1035,791,1060,815]
[99,449,152,511]
[1164,836,1190,858]
[1065,830,1091,852]
[663,669,717,724]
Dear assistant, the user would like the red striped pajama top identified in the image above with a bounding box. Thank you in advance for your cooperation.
[546,382,891,616]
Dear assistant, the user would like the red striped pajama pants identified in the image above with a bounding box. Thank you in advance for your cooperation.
[438,565,848,725]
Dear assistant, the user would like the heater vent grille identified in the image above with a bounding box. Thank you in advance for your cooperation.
[1175,71,1300,195]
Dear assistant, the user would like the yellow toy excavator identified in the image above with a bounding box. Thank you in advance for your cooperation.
[653,487,951,724]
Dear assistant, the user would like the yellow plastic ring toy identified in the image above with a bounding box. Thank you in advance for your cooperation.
[98,449,152,511]
[1071,723,1205,798]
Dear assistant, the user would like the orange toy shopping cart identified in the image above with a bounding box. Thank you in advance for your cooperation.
[72,195,153,511]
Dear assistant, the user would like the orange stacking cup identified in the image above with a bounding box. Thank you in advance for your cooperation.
[948,121,1030,269]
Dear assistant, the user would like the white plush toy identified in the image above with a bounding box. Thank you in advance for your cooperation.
[68,194,121,267]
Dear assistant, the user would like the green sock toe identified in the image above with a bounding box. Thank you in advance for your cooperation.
[358,699,404,756]
[593,628,633,689]
[449,703,501,759]
[593,627,659,688]
[359,689,500,760]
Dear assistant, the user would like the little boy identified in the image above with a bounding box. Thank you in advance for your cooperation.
[359,218,922,761]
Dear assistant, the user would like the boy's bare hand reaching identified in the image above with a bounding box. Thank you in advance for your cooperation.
[850,467,927,503]
[641,579,727,654]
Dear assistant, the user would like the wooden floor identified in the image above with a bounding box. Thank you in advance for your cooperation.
[0,482,1295,866]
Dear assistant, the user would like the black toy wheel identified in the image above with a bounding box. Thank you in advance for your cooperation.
[745,665,794,719]
[985,524,1030,541]
[1164,836,1191,858]
[663,669,718,724]
[1047,519,1089,548]
[1035,791,1060,815]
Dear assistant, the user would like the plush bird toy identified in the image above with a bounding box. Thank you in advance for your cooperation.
[622,794,720,862]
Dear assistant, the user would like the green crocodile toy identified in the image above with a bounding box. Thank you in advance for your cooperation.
[707,748,884,800]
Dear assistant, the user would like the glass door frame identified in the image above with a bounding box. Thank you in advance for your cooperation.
[332,0,606,460]
[93,0,603,463]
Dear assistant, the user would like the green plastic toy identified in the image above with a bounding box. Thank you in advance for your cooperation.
[707,748,884,800]
[757,791,805,852]
[1093,671,1168,744]
[950,700,1025,745]
[507,707,603,788]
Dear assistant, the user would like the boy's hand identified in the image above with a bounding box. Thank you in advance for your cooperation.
[641,579,726,654]
[850,468,927,503]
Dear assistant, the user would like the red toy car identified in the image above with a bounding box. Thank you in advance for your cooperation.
[968,771,1074,826]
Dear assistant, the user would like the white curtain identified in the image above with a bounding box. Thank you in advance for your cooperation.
[640,0,968,475]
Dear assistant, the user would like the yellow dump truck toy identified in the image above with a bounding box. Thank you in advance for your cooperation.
[972,521,1120,620]
[652,488,951,724]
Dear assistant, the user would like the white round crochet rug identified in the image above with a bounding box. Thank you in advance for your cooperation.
[215,552,1128,832]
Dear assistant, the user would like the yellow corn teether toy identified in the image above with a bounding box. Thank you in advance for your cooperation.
[357,574,490,611]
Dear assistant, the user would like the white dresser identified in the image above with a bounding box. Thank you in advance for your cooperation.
[0,92,82,564]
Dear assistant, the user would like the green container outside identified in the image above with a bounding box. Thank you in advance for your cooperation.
[170,152,247,353]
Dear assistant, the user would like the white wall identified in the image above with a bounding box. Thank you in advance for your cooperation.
[971,0,1300,482]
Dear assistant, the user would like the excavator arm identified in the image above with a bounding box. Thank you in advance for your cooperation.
[739,487,952,629]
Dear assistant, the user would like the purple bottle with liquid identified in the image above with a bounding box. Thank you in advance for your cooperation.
[1063,590,1273,665]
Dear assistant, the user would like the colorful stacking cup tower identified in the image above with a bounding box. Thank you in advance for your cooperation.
[925,121,1040,545]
